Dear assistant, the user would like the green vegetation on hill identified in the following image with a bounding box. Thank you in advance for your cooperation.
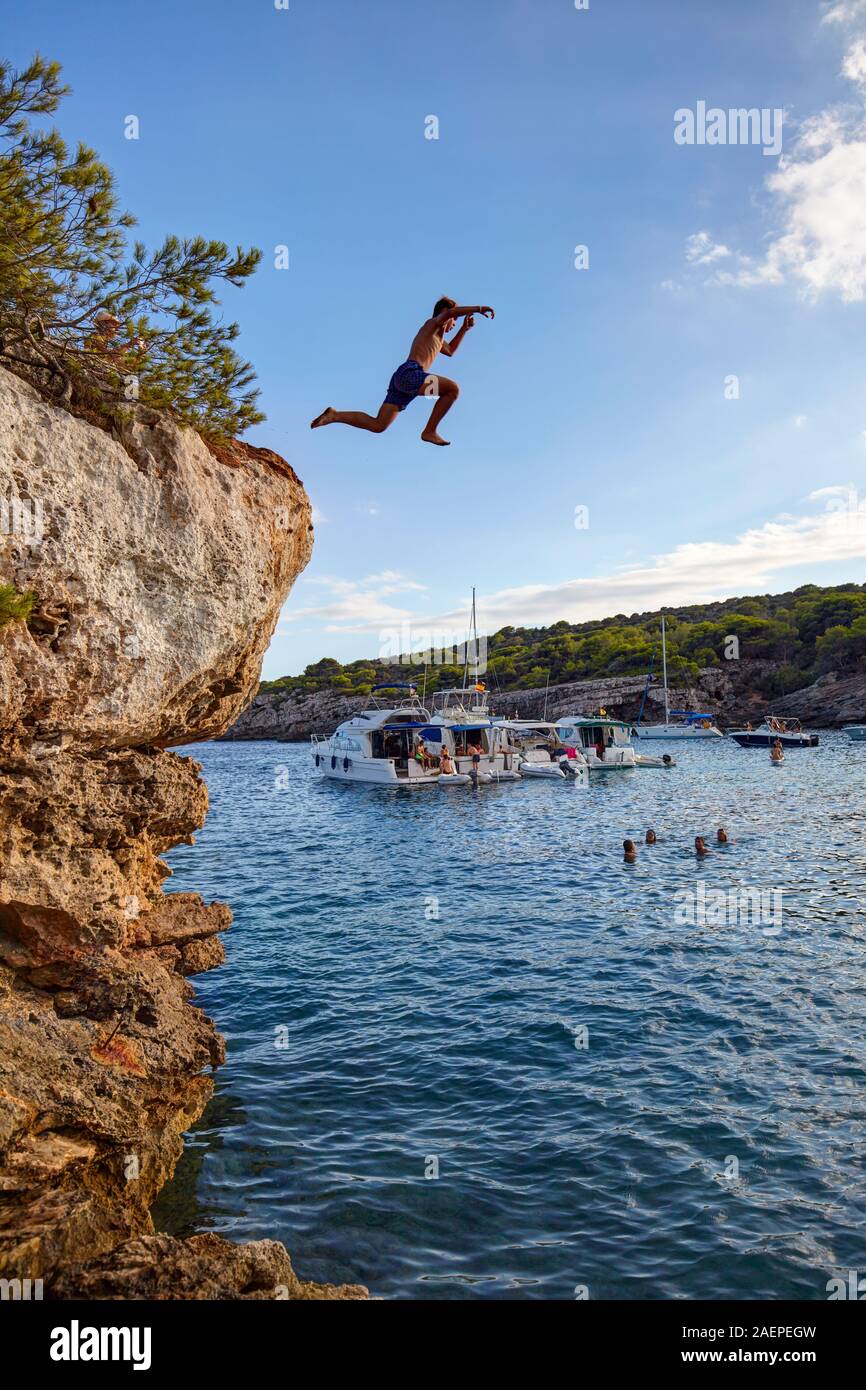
[259,584,866,702]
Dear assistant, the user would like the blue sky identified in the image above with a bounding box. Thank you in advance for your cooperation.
[7,0,866,677]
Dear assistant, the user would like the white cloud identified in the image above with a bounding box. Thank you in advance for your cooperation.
[794,414,809,427]
[807,482,854,497]
[842,36,866,82]
[280,571,426,631]
[283,500,866,636]
[425,504,866,632]
[823,0,866,24]
[685,231,731,265]
[690,17,866,302]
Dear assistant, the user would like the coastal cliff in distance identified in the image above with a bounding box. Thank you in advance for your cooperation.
[223,663,866,744]
[0,365,366,1299]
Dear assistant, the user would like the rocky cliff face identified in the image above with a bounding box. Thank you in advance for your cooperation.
[0,366,366,1298]
[223,659,865,742]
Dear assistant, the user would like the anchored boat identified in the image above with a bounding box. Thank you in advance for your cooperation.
[311,684,521,786]
[553,714,638,770]
[633,616,723,739]
[729,716,819,748]
[494,720,589,782]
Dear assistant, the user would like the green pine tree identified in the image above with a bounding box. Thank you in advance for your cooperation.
[0,55,263,440]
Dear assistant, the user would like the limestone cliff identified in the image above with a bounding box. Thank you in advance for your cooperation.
[0,366,366,1298]
[223,660,865,743]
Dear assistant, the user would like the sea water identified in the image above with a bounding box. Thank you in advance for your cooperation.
[155,735,866,1300]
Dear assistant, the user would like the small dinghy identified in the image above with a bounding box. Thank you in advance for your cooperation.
[634,752,676,769]
[519,750,567,779]
[438,772,472,786]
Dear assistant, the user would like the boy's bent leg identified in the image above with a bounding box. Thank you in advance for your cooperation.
[311,403,399,432]
[421,375,459,446]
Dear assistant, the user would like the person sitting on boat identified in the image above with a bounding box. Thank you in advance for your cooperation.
[440,747,455,775]
[414,736,435,770]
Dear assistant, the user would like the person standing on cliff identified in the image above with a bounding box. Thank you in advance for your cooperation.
[310,297,495,446]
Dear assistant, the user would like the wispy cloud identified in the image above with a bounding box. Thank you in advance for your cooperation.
[823,0,866,24]
[685,231,731,265]
[687,4,866,302]
[281,500,866,636]
[278,571,427,631]
[423,503,866,631]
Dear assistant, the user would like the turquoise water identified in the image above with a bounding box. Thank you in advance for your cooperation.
[157,735,866,1300]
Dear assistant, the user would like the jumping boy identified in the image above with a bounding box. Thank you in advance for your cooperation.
[310,297,495,446]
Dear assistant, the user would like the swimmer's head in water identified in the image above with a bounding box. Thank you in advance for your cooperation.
[645,829,657,844]
[717,828,728,843]
[695,836,709,853]
[623,839,637,860]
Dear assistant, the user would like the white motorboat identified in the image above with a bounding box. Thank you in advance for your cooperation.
[553,715,637,770]
[311,685,444,785]
[311,678,525,787]
[633,616,723,739]
[729,716,819,749]
[843,724,866,741]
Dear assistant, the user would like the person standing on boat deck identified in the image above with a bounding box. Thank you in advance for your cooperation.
[310,297,495,446]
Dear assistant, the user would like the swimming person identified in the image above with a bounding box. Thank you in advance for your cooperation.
[310,297,495,446]
[623,839,637,863]
[717,827,729,844]
[695,836,710,856]
[645,829,657,845]
[771,739,784,762]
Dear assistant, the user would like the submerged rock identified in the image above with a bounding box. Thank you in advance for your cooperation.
[0,367,367,1299]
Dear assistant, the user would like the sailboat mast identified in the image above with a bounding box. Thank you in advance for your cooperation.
[661,614,669,726]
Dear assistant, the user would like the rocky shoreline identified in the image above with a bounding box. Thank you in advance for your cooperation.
[223,663,866,743]
[0,366,367,1299]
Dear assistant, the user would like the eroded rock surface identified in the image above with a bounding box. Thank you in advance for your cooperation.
[0,368,367,1298]
[225,662,865,743]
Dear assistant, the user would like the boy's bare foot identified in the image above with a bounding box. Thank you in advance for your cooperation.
[422,430,451,446]
[311,407,335,429]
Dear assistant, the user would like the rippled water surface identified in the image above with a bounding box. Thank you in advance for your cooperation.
[156,735,866,1299]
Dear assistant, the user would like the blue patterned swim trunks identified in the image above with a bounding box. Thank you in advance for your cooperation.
[385,359,430,411]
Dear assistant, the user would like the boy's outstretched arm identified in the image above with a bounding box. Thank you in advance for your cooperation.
[441,314,474,357]
[447,304,494,320]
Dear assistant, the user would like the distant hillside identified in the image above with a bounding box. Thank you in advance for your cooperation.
[261,584,866,704]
